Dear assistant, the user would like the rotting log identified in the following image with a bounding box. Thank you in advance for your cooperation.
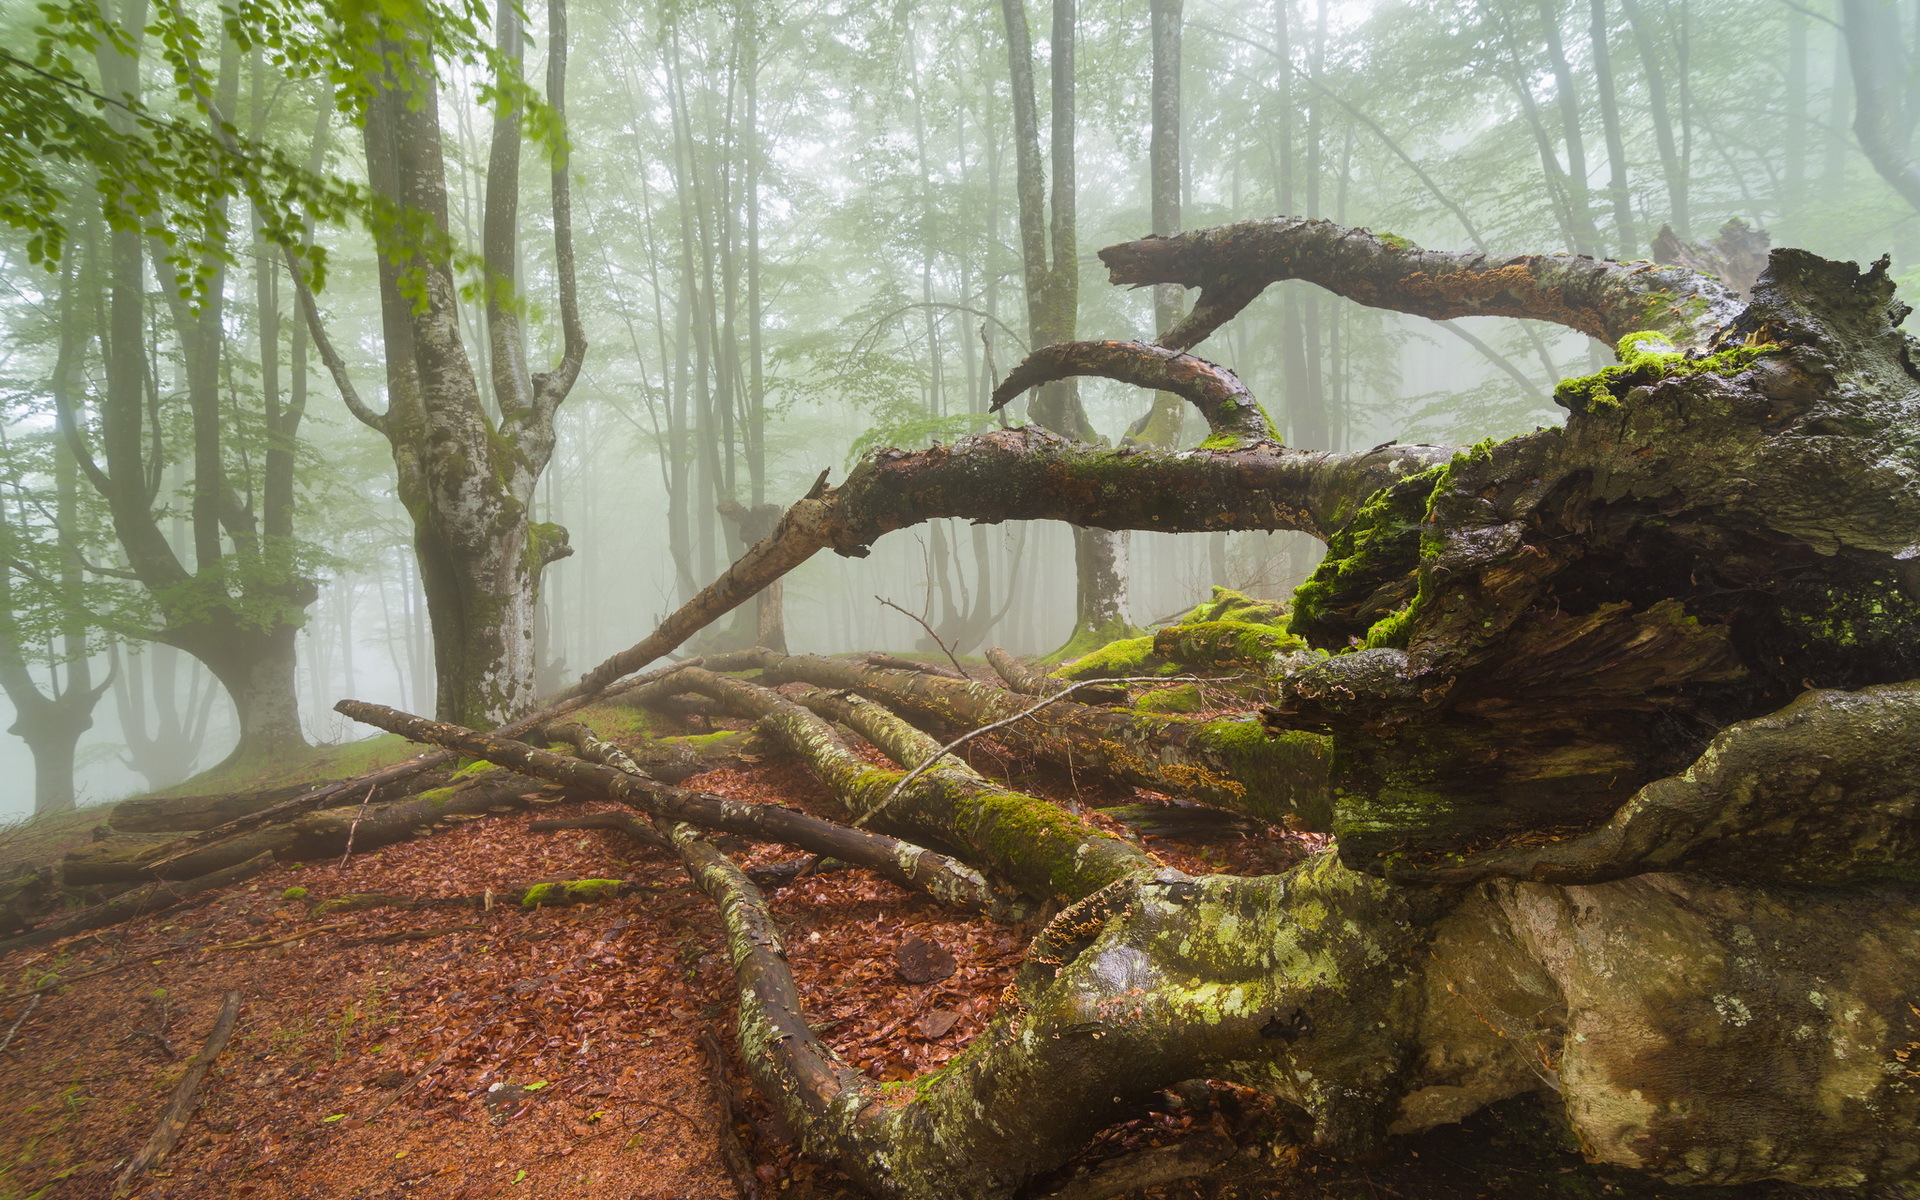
[0,851,276,956]
[659,667,1154,903]
[1097,216,1742,352]
[985,647,1125,705]
[335,699,1024,920]
[759,654,1332,829]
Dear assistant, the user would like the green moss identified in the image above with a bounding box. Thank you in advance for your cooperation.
[520,878,626,908]
[1553,331,1778,415]
[1054,635,1159,680]
[1375,230,1415,251]
[1193,718,1335,829]
[281,886,308,901]
[309,893,393,918]
[417,786,458,809]
[1197,432,1242,451]
[1134,684,1203,714]
[1288,463,1447,649]
[454,759,497,778]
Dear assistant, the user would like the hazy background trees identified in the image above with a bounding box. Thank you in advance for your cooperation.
[0,0,1908,815]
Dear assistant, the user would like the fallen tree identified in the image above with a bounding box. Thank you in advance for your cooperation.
[23,217,1920,1196]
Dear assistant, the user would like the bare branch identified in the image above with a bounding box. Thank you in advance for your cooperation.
[1101,218,1742,352]
[988,341,1277,444]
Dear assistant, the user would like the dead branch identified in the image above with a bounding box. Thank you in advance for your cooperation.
[988,340,1275,443]
[0,994,38,1053]
[875,596,970,679]
[661,667,1150,903]
[1099,217,1741,351]
[0,851,276,958]
[985,647,1123,704]
[863,672,1216,826]
[112,989,242,1198]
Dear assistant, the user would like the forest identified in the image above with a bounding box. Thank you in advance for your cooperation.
[2,0,1920,1196]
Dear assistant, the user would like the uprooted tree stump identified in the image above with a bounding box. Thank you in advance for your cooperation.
[585,219,1920,1197]
[25,216,1920,1198]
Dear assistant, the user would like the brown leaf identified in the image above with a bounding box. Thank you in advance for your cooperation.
[895,936,956,985]
[915,1009,959,1039]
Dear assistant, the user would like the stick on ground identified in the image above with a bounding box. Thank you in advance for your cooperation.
[112,989,242,1198]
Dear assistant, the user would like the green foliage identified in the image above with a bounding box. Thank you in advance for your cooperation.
[3,0,558,308]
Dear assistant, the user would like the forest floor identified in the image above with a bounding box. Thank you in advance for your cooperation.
[0,704,1901,1200]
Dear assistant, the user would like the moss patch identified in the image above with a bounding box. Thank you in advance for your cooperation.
[1553,331,1778,415]
[520,879,627,908]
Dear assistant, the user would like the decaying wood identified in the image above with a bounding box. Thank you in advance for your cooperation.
[1098,216,1742,351]
[763,654,1331,828]
[662,667,1150,904]
[111,989,241,1198]
[0,851,275,956]
[985,647,1124,705]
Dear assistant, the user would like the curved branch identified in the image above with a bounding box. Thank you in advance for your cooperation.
[988,341,1277,444]
[284,246,389,437]
[1101,218,1742,352]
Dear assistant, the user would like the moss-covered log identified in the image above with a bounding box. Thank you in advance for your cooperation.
[1254,248,1920,876]
[759,653,1332,829]
[658,667,1150,903]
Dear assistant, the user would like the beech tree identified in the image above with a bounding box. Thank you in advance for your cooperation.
[296,0,586,729]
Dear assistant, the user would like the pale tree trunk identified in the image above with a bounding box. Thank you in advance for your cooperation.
[1127,0,1188,448]
[999,0,1133,656]
[302,0,584,728]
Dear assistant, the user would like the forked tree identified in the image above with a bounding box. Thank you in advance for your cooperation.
[40,217,1920,1197]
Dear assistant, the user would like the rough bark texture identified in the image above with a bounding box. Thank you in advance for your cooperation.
[1099,217,1742,352]
[657,666,1150,904]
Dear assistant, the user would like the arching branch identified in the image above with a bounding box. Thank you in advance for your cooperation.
[988,341,1277,444]
[1101,218,1742,352]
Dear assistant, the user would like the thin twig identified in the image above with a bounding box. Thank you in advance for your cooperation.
[0,994,39,1053]
[858,674,1222,827]
[0,945,192,1003]
[338,783,378,867]
[876,595,970,680]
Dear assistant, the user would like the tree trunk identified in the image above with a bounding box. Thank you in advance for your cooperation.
[312,1,583,729]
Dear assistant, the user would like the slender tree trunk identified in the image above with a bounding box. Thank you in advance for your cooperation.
[1589,0,1638,256]
[1620,0,1688,236]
